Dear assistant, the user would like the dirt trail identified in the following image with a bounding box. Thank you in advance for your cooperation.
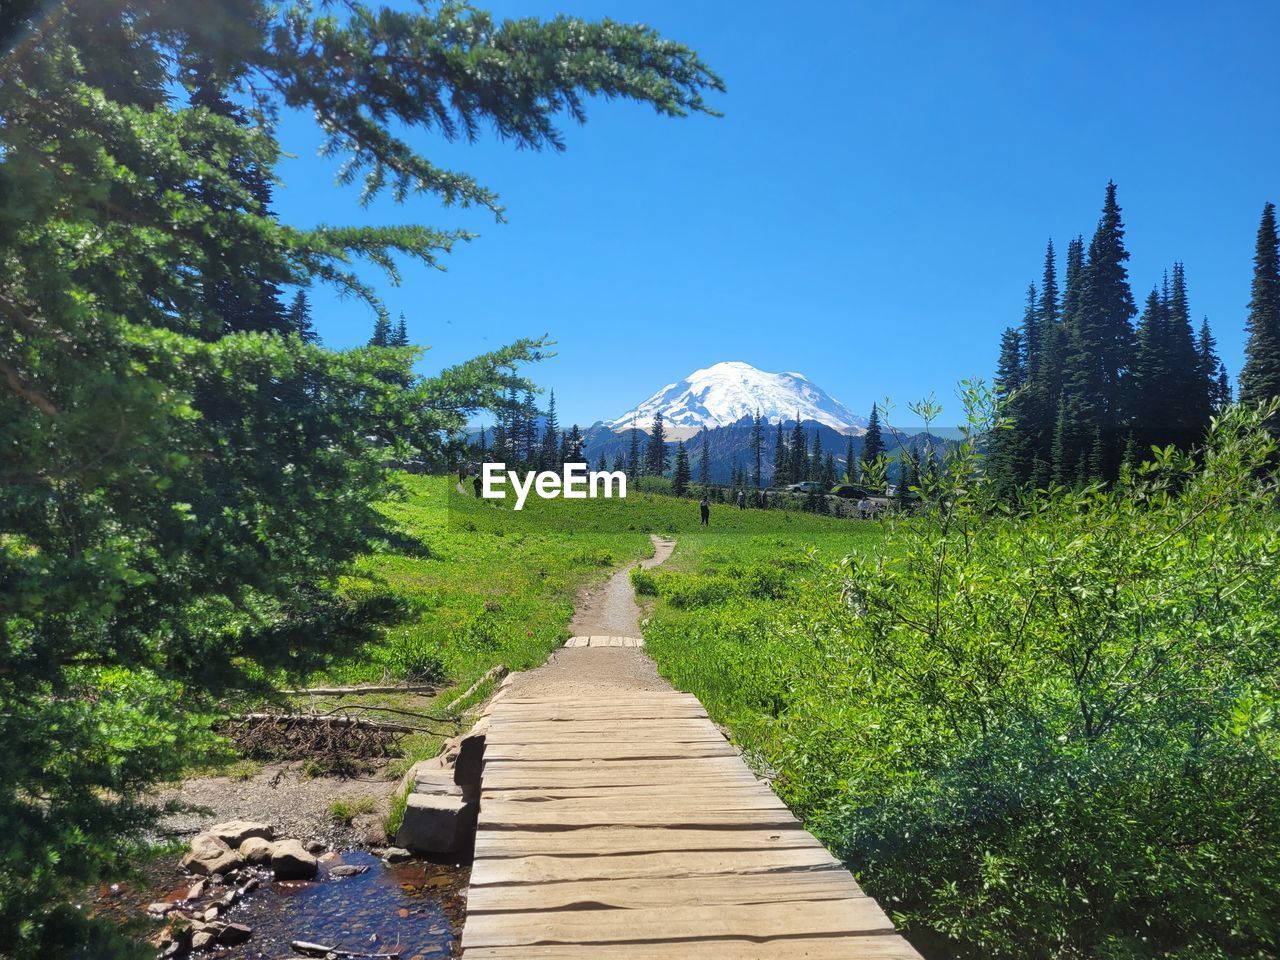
[502,535,675,699]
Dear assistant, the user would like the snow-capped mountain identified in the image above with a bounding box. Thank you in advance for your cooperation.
[604,361,865,438]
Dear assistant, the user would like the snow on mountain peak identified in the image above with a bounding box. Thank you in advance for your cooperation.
[606,361,865,436]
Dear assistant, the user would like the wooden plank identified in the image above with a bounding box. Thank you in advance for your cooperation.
[466,869,871,913]
[461,899,898,948]
[473,826,821,858]
[462,667,921,960]
[462,937,922,959]
[483,742,737,762]
[479,788,789,811]
[468,847,842,885]
[479,804,798,830]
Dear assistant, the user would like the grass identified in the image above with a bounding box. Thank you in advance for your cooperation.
[332,474,870,691]
[634,517,885,765]
[287,475,881,773]
[327,796,378,825]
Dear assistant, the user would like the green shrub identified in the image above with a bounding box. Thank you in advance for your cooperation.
[630,567,659,595]
[645,392,1280,960]
[657,573,737,608]
[385,635,448,684]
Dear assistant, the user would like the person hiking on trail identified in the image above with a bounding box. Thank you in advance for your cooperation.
[700,496,710,526]
[857,496,868,520]
[473,474,483,499]
[737,489,745,510]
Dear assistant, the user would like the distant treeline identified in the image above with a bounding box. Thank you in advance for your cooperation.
[989,184,1280,492]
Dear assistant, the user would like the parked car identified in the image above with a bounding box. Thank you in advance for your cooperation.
[785,481,824,493]
[830,484,874,499]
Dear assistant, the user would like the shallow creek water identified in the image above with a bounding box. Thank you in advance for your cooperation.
[94,850,468,959]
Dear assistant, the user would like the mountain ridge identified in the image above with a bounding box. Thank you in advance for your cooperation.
[602,361,867,438]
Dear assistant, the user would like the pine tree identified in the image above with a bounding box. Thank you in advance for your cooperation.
[861,404,885,466]
[476,426,488,458]
[1197,319,1226,408]
[596,451,607,472]
[672,441,691,496]
[189,61,289,338]
[393,312,409,347]
[541,390,561,468]
[285,290,319,343]
[809,429,823,481]
[822,451,836,487]
[646,411,668,476]
[612,453,625,472]
[563,424,584,463]
[628,416,642,478]
[991,324,1028,495]
[789,416,807,484]
[844,433,856,483]
[895,448,913,510]
[773,421,788,486]
[1032,239,1059,380]
[750,411,764,488]
[1166,262,1211,444]
[1131,285,1169,456]
[1239,201,1280,409]
[699,428,711,486]
[369,309,393,346]
[520,391,539,465]
[996,326,1025,394]
[492,422,507,464]
[1062,234,1086,330]
[1061,181,1137,481]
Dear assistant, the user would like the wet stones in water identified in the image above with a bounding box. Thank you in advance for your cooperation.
[239,836,273,864]
[270,838,320,880]
[330,864,371,877]
[181,833,243,876]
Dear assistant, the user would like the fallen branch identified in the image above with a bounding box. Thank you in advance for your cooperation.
[285,683,441,696]
[233,713,418,734]
[442,663,508,711]
[290,941,401,959]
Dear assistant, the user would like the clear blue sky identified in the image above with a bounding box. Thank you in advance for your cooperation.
[270,0,1280,428]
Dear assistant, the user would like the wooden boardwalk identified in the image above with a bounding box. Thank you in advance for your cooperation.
[461,655,922,959]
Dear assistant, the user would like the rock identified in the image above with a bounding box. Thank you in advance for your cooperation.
[395,793,476,856]
[329,864,370,877]
[358,815,388,847]
[207,819,274,847]
[181,833,243,877]
[413,768,463,797]
[381,845,412,863]
[146,901,177,916]
[218,922,252,946]
[201,906,220,922]
[191,928,218,950]
[239,835,273,864]
[452,721,489,788]
[151,914,193,953]
[185,879,206,900]
[237,876,260,896]
[304,839,326,854]
[270,838,319,880]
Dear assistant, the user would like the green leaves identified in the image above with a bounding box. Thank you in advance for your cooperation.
[645,397,1280,960]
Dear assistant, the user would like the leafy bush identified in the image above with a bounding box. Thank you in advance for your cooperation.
[646,389,1280,960]
[384,635,449,684]
[630,567,659,595]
